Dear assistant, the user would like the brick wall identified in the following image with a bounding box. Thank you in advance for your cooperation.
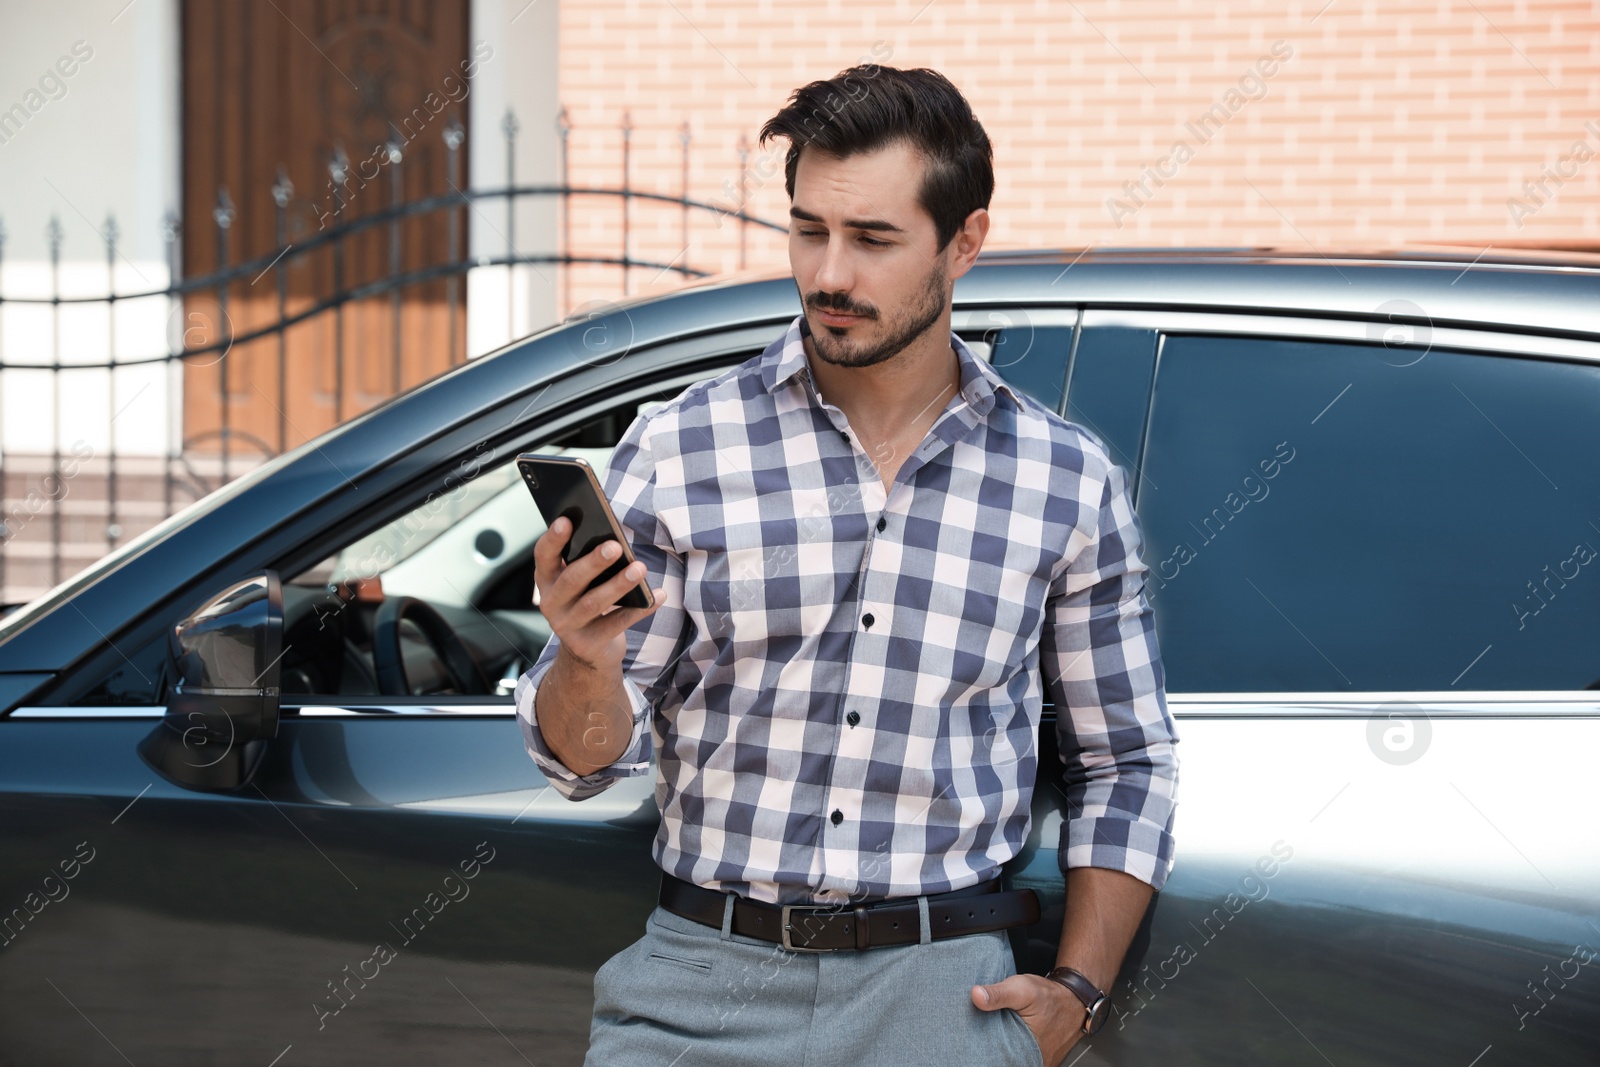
[556,0,1600,311]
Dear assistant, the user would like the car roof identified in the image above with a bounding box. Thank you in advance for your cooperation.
[655,246,1600,340]
[977,245,1600,269]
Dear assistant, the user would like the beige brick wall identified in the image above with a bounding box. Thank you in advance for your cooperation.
[557,0,1600,312]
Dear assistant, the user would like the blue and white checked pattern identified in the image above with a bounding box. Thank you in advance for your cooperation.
[517,315,1178,905]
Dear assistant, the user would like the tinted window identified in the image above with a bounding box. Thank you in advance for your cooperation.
[962,317,1073,414]
[1066,326,1158,475]
[1138,334,1600,692]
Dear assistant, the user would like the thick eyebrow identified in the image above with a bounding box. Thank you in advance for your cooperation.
[790,205,907,235]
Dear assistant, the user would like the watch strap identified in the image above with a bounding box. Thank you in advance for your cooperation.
[1045,965,1110,1035]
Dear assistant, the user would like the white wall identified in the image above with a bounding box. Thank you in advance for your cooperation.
[0,0,180,457]
[467,0,562,357]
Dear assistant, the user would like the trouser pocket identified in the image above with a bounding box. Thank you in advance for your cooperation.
[1003,1006,1046,1067]
[647,950,713,976]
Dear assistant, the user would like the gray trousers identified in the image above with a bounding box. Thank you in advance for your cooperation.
[584,903,1045,1067]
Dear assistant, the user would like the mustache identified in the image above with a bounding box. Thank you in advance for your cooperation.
[807,293,877,318]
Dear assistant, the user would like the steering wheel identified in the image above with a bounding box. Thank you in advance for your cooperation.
[372,596,490,696]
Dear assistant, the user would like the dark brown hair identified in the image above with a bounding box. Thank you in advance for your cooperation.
[759,65,994,252]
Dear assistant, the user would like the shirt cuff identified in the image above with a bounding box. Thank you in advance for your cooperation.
[1058,779,1178,891]
[514,656,651,801]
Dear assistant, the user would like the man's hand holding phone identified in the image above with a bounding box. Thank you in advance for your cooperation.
[532,515,663,673]
[529,517,664,776]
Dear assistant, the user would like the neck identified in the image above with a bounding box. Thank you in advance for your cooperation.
[804,318,961,439]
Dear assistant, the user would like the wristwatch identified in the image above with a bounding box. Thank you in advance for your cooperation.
[1045,965,1112,1035]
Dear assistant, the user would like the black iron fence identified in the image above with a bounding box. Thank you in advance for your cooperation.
[0,109,787,607]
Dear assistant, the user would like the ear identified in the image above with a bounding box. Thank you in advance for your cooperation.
[945,207,991,282]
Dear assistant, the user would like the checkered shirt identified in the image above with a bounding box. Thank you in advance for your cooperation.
[516,314,1178,905]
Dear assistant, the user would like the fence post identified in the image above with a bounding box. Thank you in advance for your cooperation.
[328,143,352,218]
[162,211,179,519]
[621,111,633,296]
[557,106,570,319]
[443,118,464,364]
[502,108,518,341]
[680,120,691,275]
[272,168,293,454]
[104,214,120,551]
[212,186,236,484]
[329,149,348,424]
[737,134,750,271]
[46,215,62,587]
[387,136,404,395]
[0,216,7,599]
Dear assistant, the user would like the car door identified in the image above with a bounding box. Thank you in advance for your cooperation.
[1047,308,1600,1066]
[0,330,767,1066]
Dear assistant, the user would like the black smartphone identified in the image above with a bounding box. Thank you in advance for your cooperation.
[516,453,654,610]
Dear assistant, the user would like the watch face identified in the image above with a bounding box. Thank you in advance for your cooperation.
[1085,996,1111,1035]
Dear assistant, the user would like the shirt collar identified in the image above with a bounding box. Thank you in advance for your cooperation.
[760,313,1021,416]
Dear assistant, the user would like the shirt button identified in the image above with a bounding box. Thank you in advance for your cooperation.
[861,613,875,629]
[846,710,860,727]
[840,430,850,443]
[830,810,844,826]
[876,516,887,532]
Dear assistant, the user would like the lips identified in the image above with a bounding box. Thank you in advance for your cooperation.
[815,308,866,327]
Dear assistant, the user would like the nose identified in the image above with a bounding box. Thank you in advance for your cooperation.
[813,232,854,296]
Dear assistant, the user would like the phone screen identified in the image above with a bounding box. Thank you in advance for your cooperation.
[518,456,652,609]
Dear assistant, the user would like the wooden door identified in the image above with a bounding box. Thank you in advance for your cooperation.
[181,0,471,470]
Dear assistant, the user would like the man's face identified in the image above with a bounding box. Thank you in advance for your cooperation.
[788,140,950,369]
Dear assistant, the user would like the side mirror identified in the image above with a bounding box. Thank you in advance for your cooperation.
[138,571,284,791]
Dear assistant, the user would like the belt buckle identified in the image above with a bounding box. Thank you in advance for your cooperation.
[780,905,834,953]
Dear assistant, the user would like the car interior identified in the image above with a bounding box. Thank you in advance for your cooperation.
[277,403,650,702]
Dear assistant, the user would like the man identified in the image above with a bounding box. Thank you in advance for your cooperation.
[517,65,1178,1066]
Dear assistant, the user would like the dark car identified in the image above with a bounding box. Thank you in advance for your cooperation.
[1,249,1597,1067]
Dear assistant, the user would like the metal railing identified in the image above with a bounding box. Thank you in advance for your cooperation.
[0,109,788,607]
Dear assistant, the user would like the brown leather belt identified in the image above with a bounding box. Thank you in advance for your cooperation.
[658,873,1041,952]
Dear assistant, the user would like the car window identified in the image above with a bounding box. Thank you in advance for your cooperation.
[961,320,1075,414]
[1065,326,1159,477]
[1137,333,1600,693]
[292,450,605,598]
[295,464,519,589]
[279,407,648,700]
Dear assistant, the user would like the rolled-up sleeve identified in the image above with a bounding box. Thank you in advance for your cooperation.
[515,411,693,801]
[515,661,653,800]
[1041,439,1179,890]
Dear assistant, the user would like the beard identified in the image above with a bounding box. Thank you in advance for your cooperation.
[804,260,949,369]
